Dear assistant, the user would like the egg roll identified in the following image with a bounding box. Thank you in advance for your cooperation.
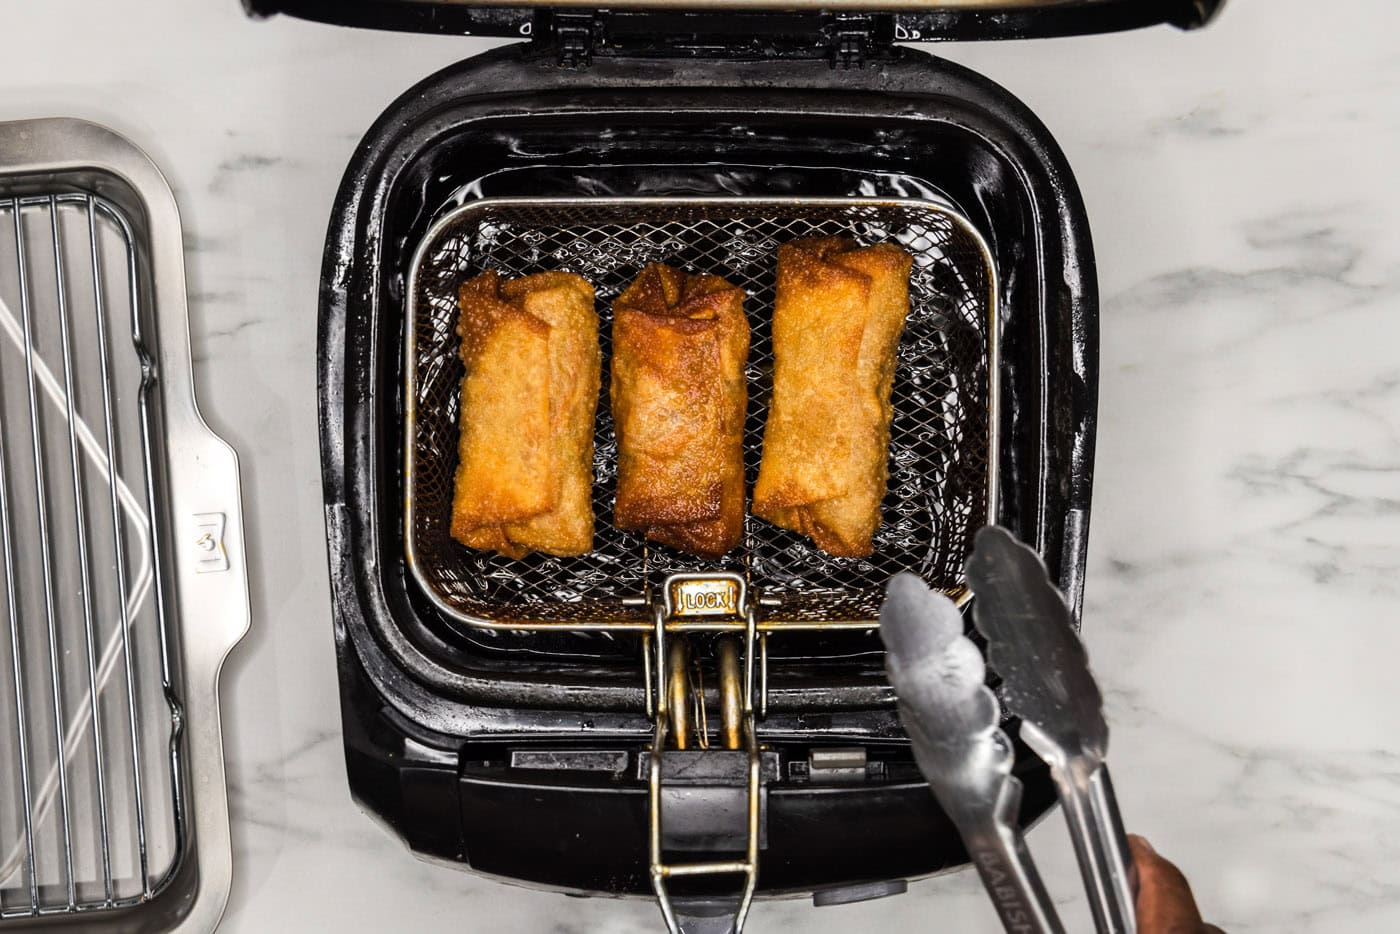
[753,237,914,557]
[611,263,749,558]
[451,270,600,559]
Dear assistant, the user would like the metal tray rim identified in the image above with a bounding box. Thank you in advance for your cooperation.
[0,117,249,933]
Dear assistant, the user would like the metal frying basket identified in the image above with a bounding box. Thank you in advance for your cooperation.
[404,196,998,632]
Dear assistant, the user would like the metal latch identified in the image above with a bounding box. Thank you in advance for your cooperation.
[643,572,769,934]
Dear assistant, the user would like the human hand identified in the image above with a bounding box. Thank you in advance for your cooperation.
[1129,835,1224,934]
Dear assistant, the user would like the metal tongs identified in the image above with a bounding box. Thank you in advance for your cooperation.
[881,574,1065,933]
[881,525,1137,934]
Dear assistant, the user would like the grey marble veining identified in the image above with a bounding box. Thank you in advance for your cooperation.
[2,0,1399,931]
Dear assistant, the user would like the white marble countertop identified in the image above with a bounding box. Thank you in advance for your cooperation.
[3,1,1398,931]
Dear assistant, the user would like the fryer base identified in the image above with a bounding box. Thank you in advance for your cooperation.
[318,43,1097,897]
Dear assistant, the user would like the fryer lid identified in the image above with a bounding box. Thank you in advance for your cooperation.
[244,0,1225,42]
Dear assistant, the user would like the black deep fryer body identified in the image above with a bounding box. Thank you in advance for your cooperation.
[317,44,1097,897]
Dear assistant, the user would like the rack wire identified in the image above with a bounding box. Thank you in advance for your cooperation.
[0,194,181,918]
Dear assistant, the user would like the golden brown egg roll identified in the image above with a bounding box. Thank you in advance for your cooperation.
[611,263,749,558]
[451,270,600,559]
[753,237,914,558]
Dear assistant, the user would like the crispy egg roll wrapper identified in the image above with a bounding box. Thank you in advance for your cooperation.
[753,237,913,557]
[451,270,600,559]
[611,263,749,558]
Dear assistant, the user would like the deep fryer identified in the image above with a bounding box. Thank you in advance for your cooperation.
[0,4,1231,933]
[262,2,1218,930]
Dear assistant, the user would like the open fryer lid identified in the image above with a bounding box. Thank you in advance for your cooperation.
[244,0,1225,42]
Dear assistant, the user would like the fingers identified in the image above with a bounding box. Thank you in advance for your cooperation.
[1129,835,1216,934]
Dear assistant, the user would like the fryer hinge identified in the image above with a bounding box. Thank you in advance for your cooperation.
[828,12,875,69]
[531,9,898,64]
[550,10,601,67]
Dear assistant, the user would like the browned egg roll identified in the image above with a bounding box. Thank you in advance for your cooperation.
[753,237,914,557]
[611,263,749,558]
[451,270,600,559]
